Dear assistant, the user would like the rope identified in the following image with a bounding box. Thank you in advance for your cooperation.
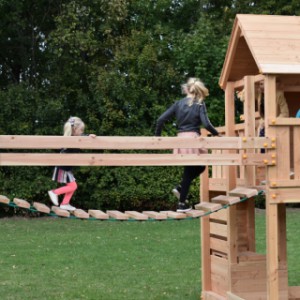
[0,191,264,222]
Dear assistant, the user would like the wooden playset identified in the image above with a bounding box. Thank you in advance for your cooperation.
[1,13,300,300]
[197,14,300,300]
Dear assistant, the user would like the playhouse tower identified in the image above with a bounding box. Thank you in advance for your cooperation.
[199,14,300,300]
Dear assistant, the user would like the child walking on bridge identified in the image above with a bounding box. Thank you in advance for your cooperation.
[48,117,96,211]
[155,78,220,212]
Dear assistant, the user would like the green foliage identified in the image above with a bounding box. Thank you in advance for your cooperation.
[1,0,298,211]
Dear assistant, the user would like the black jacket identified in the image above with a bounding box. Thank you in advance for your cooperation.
[155,97,219,136]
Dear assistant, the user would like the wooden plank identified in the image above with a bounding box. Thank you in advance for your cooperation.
[73,209,90,219]
[268,180,300,188]
[210,209,227,222]
[202,291,226,300]
[226,292,244,300]
[268,118,300,126]
[88,209,109,220]
[294,127,300,179]
[185,209,206,218]
[211,195,240,205]
[260,64,300,74]
[51,206,70,218]
[142,211,167,220]
[210,222,228,238]
[238,251,266,262]
[209,178,227,192]
[210,255,228,297]
[160,211,186,219]
[0,135,273,150]
[106,210,129,220]
[13,198,30,209]
[125,211,148,221]
[0,153,243,167]
[268,188,300,203]
[289,286,300,299]
[33,202,50,214]
[210,237,228,254]
[229,187,258,198]
[0,195,10,204]
[195,202,222,212]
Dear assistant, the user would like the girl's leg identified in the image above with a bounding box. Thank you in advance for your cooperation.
[54,181,77,205]
[179,166,206,202]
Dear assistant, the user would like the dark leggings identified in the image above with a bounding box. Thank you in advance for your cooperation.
[179,166,206,202]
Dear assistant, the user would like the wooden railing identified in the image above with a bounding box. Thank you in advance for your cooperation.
[0,135,274,167]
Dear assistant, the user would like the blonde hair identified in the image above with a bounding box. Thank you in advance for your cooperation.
[182,77,209,105]
[63,116,85,136]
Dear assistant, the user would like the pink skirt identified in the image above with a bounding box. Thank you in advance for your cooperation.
[173,132,208,155]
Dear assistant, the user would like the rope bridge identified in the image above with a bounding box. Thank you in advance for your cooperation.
[0,135,270,221]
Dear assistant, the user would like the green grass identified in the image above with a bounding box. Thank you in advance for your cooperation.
[0,210,300,300]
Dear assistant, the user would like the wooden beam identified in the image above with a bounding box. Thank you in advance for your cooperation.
[0,153,274,167]
[0,135,275,150]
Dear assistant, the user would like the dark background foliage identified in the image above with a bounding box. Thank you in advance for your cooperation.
[1,0,299,211]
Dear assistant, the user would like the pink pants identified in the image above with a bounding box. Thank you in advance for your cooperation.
[53,181,77,205]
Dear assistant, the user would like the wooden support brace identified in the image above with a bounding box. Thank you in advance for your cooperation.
[33,202,50,214]
[13,198,30,209]
[125,211,149,220]
[88,209,109,220]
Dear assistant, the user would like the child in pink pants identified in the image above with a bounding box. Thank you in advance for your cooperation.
[48,116,96,211]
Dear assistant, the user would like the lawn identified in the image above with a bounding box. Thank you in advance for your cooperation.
[0,210,300,300]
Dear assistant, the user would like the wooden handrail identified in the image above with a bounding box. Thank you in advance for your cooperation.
[0,135,274,150]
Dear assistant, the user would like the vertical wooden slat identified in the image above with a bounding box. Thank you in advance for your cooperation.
[265,75,281,300]
[293,127,300,179]
[225,81,237,295]
[244,76,256,187]
[200,129,211,293]
[243,76,256,252]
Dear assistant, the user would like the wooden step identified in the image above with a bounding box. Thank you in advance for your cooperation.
[13,198,31,209]
[73,209,89,219]
[0,195,10,204]
[194,202,222,212]
[88,209,109,220]
[51,206,70,218]
[229,187,258,198]
[185,209,206,218]
[142,211,167,220]
[125,211,149,220]
[160,211,187,219]
[107,210,129,220]
[211,195,240,205]
[33,202,51,214]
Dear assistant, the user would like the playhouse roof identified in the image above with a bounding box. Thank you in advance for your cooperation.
[219,14,300,89]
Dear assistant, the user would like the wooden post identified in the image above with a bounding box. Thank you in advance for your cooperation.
[225,82,238,294]
[200,128,212,295]
[243,76,256,252]
[265,75,288,300]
